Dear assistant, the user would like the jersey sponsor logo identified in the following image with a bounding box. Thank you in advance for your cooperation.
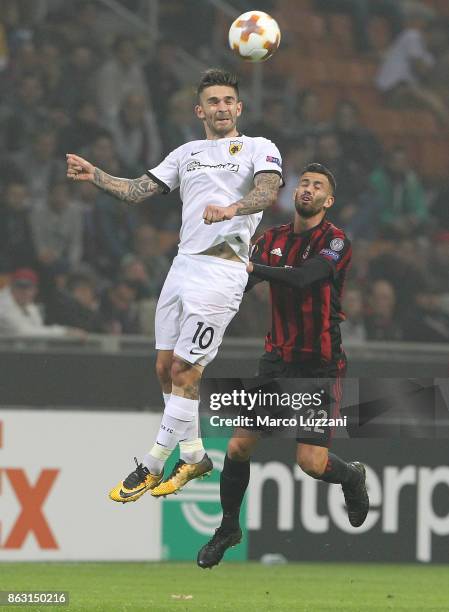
[266,155,282,168]
[270,247,283,257]
[320,248,340,261]
[187,160,239,173]
[191,150,204,156]
[302,244,311,260]
[330,238,344,251]
[229,140,243,155]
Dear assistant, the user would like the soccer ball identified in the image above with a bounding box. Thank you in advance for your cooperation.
[228,10,281,62]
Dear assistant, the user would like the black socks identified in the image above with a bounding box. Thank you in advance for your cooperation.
[319,452,360,486]
[220,454,250,533]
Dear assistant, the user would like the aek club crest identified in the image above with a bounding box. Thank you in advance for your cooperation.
[229,140,243,155]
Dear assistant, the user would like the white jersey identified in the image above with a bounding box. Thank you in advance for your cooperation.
[147,135,283,262]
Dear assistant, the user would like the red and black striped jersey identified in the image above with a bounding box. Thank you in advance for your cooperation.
[250,219,351,364]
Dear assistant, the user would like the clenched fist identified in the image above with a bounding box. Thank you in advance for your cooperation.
[66,153,95,182]
[203,203,238,225]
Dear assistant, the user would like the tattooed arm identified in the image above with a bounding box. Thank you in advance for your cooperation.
[93,169,163,203]
[203,172,281,224]
[66,153,163,203]
[235,172,281,215]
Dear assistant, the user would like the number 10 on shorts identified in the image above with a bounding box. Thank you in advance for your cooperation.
[190,322,215,354]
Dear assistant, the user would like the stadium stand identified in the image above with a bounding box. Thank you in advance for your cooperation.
[1,0,449,342]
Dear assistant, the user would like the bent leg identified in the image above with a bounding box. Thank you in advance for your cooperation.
[297,443,369,527]
[297,443,359,484]
[296,443,329,478]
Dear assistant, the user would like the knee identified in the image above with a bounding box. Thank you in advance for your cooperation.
[297,447,328,478]
[170,357,201,389]
[227,438,253,462]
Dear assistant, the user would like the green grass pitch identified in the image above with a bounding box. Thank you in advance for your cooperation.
[1,562,449,611]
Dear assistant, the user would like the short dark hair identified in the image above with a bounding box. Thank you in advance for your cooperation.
[196,68,239,99]
[300,162,337,194]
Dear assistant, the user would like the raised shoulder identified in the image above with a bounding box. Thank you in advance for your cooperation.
[179,140,204,152]
[248,136,276,146]
[323,221,350,245]
[247,136,280,152]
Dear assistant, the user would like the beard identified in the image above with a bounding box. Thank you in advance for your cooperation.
[206,115,236,137]
[294,197,326,218]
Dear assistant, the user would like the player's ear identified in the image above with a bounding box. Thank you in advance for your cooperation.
[324,195,335,210]
[195,104,205,120]
[236,100,243,117]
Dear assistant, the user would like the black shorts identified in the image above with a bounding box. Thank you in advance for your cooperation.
[240,351,347,448]
[258,351,347,380]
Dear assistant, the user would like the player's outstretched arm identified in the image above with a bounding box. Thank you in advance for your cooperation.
[66,153,163,203]
[247,258,334,289]
[203,172,280,224]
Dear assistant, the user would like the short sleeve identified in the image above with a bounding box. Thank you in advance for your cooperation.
[252,138,284,185]
[147,147,180,194]
[317,233,352,273]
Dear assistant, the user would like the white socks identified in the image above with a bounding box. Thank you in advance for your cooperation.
[165,395,198,421]
[179,414,205,463]
[179,436,205,464]
[143,443,171,475]
[142,392,172,475]
[143,394,204,475]
[170,397,205,463]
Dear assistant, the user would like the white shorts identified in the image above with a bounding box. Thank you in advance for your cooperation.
[155,253,248,366]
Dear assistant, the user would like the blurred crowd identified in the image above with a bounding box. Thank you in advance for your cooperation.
[0,0,448,343]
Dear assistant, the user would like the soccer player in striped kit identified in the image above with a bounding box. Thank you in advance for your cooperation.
[197,163,369,569]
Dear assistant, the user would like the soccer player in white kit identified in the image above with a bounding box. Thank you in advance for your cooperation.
[66,69,283,500]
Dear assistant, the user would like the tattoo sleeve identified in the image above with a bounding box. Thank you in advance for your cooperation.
[235,172,281,216]
[93,169,164,203]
